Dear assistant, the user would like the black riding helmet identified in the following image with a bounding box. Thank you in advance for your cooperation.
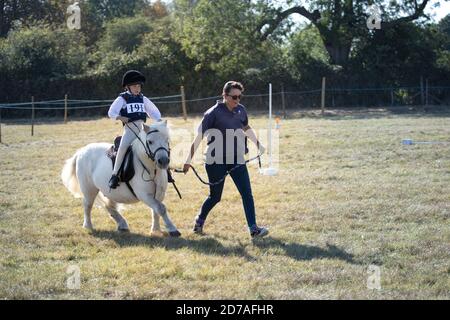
[122,70,146,87]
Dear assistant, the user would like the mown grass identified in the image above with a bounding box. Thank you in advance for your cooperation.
[0,108,449,299]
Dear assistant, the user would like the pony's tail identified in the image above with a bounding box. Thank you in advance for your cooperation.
[61,152,82,198]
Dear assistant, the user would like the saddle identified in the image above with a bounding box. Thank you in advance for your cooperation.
[106,136,180,198]
[107,136,136,184]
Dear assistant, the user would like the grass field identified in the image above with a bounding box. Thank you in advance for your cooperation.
[0,108,449,299]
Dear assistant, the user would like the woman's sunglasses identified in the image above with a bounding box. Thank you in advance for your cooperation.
[227,94,242,100]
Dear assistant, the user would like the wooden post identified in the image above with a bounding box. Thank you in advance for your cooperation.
[391,88,394,106]
[321,77,326,115]
[420,76,424,105]
[425,79,429,106]
[0,108,2,144]
[180,86,187,121]
[31,96,35,136]
[64,94,68,124]
[281,83,286,119]
[332,91,335,108]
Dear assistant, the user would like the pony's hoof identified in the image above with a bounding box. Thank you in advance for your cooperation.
[169,230,181,237]
[151,230,165,237]
[118,228,130,233]
[83,225,94,231]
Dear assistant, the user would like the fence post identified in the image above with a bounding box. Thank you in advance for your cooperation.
[425,79,429,106]
[321,77,326,115]
[64,94,68,124]
[31,96,35,136]
[420,76,424,105]
[332,91,335,108]
[281,83,286,119]
[391,88,394,106]
[180,86,187,121]
[0,108,2,144]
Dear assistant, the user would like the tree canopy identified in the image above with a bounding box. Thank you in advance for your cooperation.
[0,0,448,103]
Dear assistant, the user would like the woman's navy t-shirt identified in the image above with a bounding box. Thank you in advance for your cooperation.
[198,101,248,164]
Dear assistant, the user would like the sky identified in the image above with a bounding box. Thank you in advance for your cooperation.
[159,0,450,23]
[425,0,450,21]
[288,0,450,25]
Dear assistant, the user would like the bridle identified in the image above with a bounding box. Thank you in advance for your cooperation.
[145,130,170,162]
[127,122,170,162]
[124,121,183,199]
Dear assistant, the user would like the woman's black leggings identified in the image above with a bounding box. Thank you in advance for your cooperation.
[198,163,256,228]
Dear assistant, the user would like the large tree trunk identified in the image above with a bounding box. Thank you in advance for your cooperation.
[324,42,352,66]
[0,0,6,37]
[257,1,431,66]
[321,35,352,66]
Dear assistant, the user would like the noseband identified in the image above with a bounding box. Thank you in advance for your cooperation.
[145,129,170,162]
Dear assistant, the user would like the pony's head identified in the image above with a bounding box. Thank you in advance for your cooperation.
[140,120,170,169]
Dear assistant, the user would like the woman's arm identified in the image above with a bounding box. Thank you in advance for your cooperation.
[183,109,216,172]
[183,132,203,173]
[244,125,266,154]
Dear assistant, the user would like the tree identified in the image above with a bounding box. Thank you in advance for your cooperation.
[90,1,194,95]
[438,13,450,49]
[98,16,153,54]
[0,23,88,99]
[349,21,443,86]
[287,25,332,86]
[83,0,148,21]
[256,0,436,66]
[0,0,61,37]
[77,0,149,47]
[174,0,287,83]
[436,14,450,72]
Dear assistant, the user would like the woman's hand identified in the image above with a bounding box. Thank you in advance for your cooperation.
[117,116,129,123]
[258,143,266,155]
[183,163,191,174]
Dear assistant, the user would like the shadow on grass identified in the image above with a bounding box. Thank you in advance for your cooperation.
[90,229,255,261]
[91,230,359,264]
[252,237,359,264]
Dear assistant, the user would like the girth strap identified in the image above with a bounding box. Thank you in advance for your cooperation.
[125,181,137,199]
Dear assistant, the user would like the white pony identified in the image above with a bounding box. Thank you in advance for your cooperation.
[61,120,181,237]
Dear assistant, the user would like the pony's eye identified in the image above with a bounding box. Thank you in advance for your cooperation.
[148,141,153,145]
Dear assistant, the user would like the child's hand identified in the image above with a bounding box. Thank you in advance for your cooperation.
[183,163,191,174]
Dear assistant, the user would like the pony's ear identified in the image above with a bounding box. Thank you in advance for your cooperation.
[162,119,167,127]
[142,123,150,133]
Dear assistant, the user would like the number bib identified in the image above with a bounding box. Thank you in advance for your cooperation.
[126,103,144,114]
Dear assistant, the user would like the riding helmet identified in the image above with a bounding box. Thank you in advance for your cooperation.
[122,70,146,87]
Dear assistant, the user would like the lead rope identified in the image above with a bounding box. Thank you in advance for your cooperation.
[173,153,262,187]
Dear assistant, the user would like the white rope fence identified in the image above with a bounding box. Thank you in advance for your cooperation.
[0,83,449,143]
[2,85,448,110]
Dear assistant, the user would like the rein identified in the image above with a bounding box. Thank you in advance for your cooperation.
[124,121,182,199]
[173,153,262,187]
